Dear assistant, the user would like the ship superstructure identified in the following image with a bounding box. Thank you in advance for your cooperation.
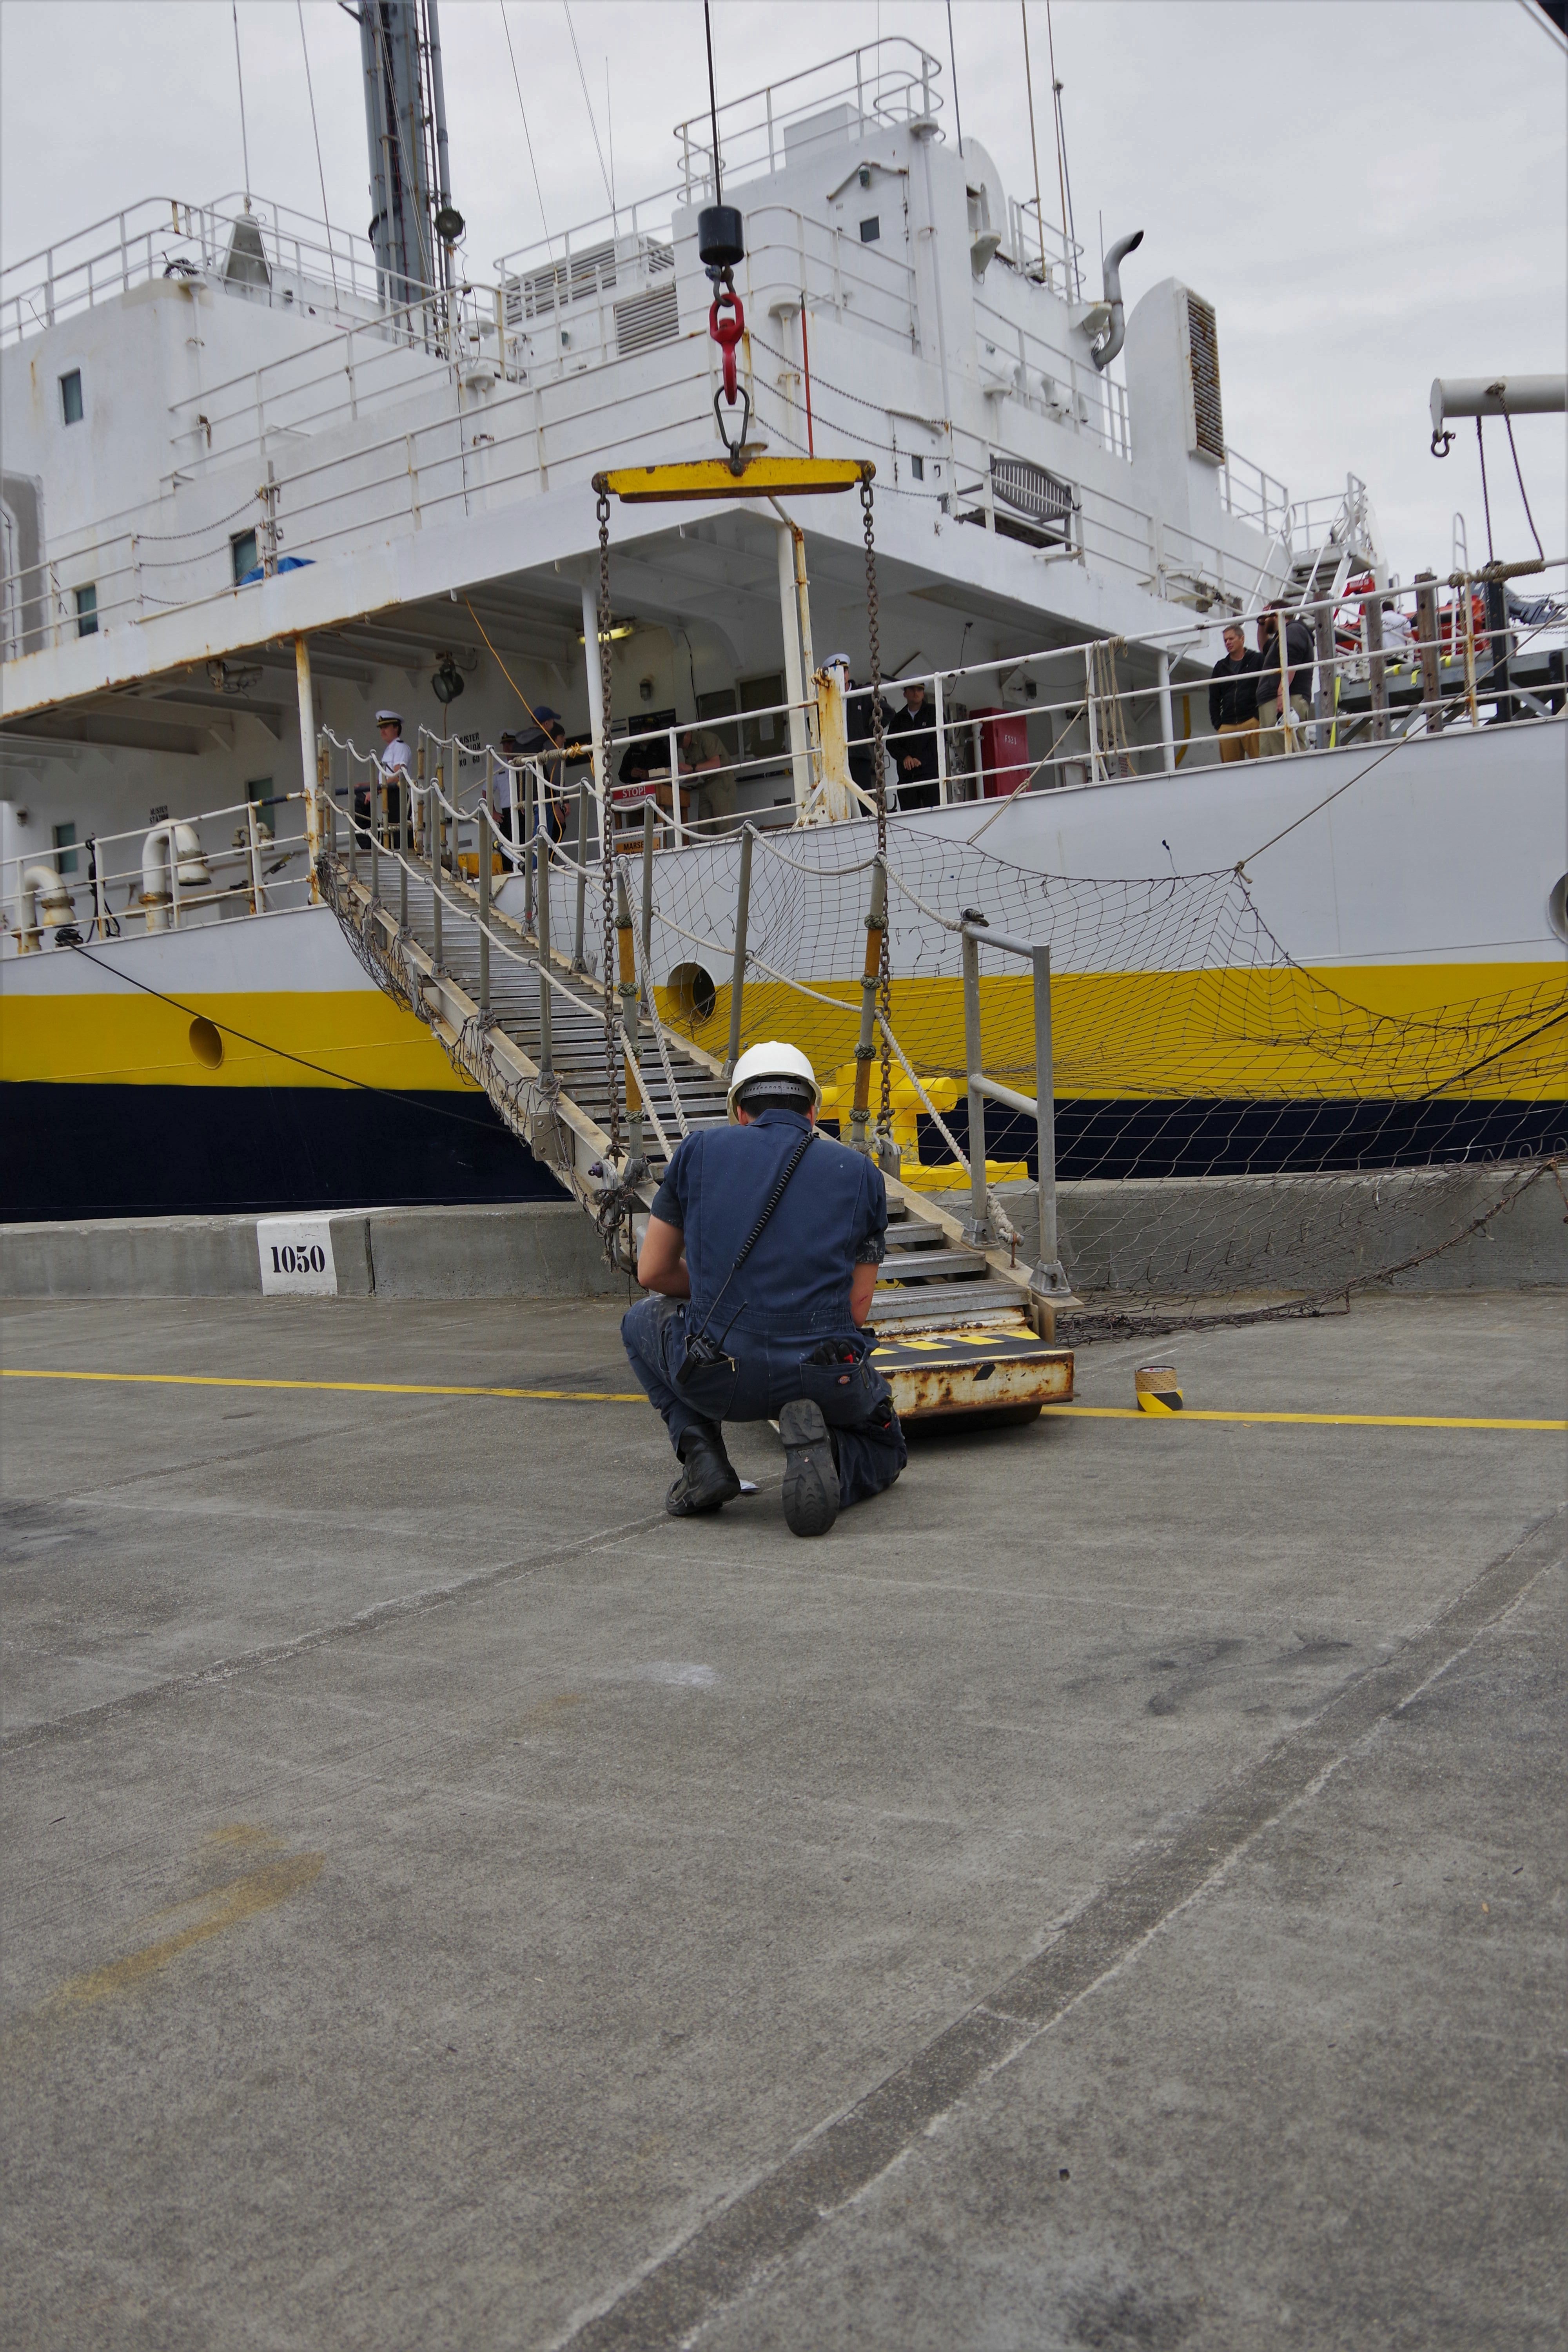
[1,20,1563,1221]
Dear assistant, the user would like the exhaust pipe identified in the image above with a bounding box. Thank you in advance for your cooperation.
[1088,229,1144,372]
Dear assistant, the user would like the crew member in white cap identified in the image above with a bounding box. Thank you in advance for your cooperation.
[620,1040,906,1536]
[371,709,414,842]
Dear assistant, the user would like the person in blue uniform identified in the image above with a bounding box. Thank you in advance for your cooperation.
[621,1042,907,1537]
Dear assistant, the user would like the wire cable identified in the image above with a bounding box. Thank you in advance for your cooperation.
[562,0,615,219]
[1503,412,1546,562]
[297,0,339,301]
[499,0,555,262]
[1476,416,1495,563]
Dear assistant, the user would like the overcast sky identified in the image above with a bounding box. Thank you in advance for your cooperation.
[2,0,1563,583]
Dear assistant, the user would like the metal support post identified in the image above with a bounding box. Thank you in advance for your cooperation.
[476,799,491,1020]
[1312,596,1337,749]
[960,924,992,1245]
[401,747,417,932]
[428,781,443,967]
[294,635,321,902]
[640,800,656,1018]
[667,722,684,847]
[1083,645,1100,779]
[345,748,358,882]
[776,520,812,814]
[1365,593,1388,742]
[1415,572,1443,732]
[614,860,644,1169]
[935,670,948,804]
[1483,574,1512,719]
[848,857,887,1154]
[535,837,554,1077]
[368,762,379,903]
[726,824,753,1074]
[523,763,536,935]
[1029,944,1069,1297]
[1461,576,1479,725]
[318,745,334,858]
[1156,649,1176,773]
[572,783,588,970]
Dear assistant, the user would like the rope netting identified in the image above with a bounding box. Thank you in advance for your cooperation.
[629,820,1567,1314]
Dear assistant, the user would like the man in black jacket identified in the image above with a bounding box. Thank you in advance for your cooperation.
[1209,622,1262,762]
[885,681,941,810]
[1257,604,1315,756]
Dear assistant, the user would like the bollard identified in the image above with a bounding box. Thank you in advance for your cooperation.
[726,824,753,1075]
[476,799,491,1020]
[848,857,887,1154]
[1135,1364,1183,1413]
[536,834,554,1077]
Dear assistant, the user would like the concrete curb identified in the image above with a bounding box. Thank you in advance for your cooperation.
[0,1202,631,1303]
[2,1167,1561,1303]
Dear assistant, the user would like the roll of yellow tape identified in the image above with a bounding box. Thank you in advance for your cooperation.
[1135,1364,1183,1413]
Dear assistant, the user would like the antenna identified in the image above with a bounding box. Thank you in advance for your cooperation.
[704,0,722,203]
[1045,0,1079,300]
[946,2,963,158]
[297,0,339,299]
[1020,3,1044,280]
[231,2,252,212]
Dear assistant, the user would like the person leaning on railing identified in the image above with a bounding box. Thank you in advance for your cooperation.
[1209,621,1263,762]
[1256,605,1315,756]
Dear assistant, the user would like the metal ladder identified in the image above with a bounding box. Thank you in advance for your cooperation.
[320,823,1073,1423]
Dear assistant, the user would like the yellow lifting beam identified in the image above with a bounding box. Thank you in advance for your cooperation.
[594,457,871,504]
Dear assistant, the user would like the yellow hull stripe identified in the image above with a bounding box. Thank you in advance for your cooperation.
[3,960,1562,1101]
[0,989,473,1092]
[657,961,1568,1103]
[3,1367,1562,1432]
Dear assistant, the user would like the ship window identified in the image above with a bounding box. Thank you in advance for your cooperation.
[231,528,258,583]
[911,455,925,481]
[60,369,83,425]
[859,216,880,244]
[53,821,78,875]
[739,672,787,764]
[74,583,98,636]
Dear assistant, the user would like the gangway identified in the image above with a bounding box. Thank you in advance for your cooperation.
[317,804,1073,1428]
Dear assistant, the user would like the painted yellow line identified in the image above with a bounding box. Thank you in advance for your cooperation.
[0,1367,644,1404]
[3,1369,1560,1432]
[1044,1405,1564,1432]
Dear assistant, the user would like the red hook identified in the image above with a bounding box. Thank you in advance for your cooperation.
[709,284,745,407]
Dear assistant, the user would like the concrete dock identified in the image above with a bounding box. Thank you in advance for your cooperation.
[2,1287,1563,2350]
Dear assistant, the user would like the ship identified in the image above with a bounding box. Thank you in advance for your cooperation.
[2,12,1564,1220]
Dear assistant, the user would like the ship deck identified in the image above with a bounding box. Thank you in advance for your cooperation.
[2,1287,1562,2348]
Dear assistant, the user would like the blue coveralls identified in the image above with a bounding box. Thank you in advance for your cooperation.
[620,1110,907,1510]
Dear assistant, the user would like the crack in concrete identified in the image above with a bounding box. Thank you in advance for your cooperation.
[551,1504,1565,2352]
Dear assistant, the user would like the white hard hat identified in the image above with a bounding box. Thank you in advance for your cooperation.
[726,1039,821,1119]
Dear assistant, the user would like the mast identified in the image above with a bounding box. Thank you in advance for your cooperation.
[358,0,458,323]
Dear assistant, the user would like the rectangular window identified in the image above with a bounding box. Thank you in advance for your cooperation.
[230,528,259,584]
[53,821,78,875]
[739,671,787,765]
[74,583,98,637]
[60,368,83,425]
[859,216,880,245]
[911,454,925,481]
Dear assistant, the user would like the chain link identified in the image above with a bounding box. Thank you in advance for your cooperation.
[595,485,622,1158]
[860,472,892,1141]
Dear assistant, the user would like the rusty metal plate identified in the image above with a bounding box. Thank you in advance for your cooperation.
[872,1325,1074,1421]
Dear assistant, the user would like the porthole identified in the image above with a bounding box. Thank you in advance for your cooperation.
[1549,875,1568,945]
[189,1016,224,1068]
[666,960,717,1025]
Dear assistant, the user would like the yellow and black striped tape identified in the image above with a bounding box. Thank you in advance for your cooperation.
[1135,1365,1183,1414]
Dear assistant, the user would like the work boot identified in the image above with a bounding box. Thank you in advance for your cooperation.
[666,1423,742,1517]
[779,1399,840,1538]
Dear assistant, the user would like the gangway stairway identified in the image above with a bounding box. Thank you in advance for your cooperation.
[321,836,1073,1425]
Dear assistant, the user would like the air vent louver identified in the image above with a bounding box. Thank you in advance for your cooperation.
[1185,292,1225,463]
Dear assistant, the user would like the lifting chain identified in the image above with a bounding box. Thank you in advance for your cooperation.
[596,485,622,1159]
[860,471,892,1143]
